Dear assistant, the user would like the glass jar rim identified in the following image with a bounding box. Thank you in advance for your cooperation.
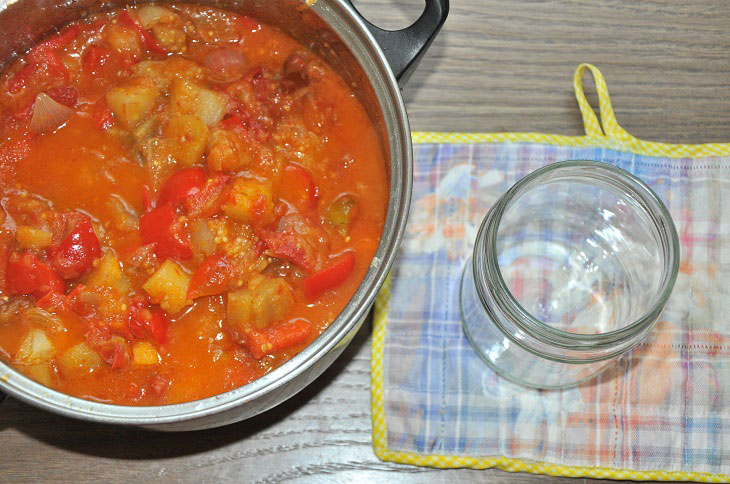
[474,160,680,351]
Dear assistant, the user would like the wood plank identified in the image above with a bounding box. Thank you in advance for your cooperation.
[2,1,728,482]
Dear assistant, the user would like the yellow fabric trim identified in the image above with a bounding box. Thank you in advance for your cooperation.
[371,64,730,480]
[411,64,730,158]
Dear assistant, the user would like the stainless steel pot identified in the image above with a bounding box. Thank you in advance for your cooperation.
[0,0,448,430]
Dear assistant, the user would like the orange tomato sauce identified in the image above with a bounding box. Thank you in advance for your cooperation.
[0,4,387,405]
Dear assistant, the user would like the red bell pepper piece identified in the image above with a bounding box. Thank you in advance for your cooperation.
[302,252,356,300]
[32,262,66,299]
[0,244,8,292]
[50,217,101,279]
[158,167,206,207]
[30,25,80,55]
[128,305,169,345]
[187,253,232,299]
[139,203,192,261]
[6,251,65,298]
[36,290,67,312]
[278,163,318,213]
[91,101,115,130]
[97,340,129,370]
[7,26,77,94]
[145,310,169,345]
[64,283,91,316]
[183,174,231,218]
[82,45,112,76]
[244,319,312,359]
[119,10,168,55]
[257,227,314,271]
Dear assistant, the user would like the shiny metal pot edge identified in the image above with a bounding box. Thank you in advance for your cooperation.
[0,0,412,430]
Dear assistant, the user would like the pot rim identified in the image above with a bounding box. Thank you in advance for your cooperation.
[0,0,413,425]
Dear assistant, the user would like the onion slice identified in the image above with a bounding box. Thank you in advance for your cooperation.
[136,5,178,29]
[30,92,74,134]
[205,48,247,82]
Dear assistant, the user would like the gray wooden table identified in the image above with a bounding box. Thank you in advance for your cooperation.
[3,1,730,482]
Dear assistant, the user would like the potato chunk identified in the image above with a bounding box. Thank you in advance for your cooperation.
[227,277,294,333]
[163,114,209,166]
[132,58,204,91]
[206,129,254,172]
[15,329,55,364]
[58,342,102,376]
[170,78,227,126]
[143,260,191,314]
[16,225,53,249]
[140,137,178,189]
[26,362,55,387]
[105,76,160,129]
[223,178,274,225]
[86,249,131,294]
[102,24,142,59]
[132,341,160,365]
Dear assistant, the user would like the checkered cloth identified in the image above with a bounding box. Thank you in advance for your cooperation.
[375,141,730,478]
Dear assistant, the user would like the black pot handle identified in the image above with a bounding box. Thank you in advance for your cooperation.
[343,0,449,86]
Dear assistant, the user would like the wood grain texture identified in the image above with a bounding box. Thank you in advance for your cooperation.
[2,1,728,482]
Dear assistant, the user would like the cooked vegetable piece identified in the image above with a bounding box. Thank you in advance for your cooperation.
[129,306,170,345]
[139,203,193,261]
[50,217,101,279]
[151,25,187,52]
[243,319,312,359]
[258,213,329,271]
[163,115,209,166]
[106,195,139,232]
[327,194,358,236]
[26,362,55,387]
[57,342,103,376]
[189,219,217,257]
[170,78,228,126]
[206,128,255,172]
[6,251,65,298]
[82,45,113,76]
[21,307,65,332]
[30,93,74,134]
[187,253,232,299]
[119,10,168,55]
[158,167,206,206]
[184,174,231,219]
[86,249,131,294]
[303,252,356,300]
[132,341,160,365]
[15,329,55,364]
[143,259,191,314]
[105,76,160,129]
[136,5,180,29]
[102,24,142,60]
[16,225,53,249]
[227,277,294,332]
[223,178,274,225]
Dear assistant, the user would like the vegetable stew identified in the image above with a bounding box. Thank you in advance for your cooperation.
[0,4,387,405]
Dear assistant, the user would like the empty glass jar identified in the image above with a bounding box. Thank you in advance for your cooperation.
[460,160,680,388]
